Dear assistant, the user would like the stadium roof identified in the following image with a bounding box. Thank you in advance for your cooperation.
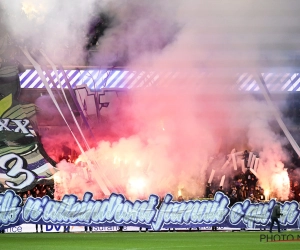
[20,69,300,92]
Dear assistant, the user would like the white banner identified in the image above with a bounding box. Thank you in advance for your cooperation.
[3,224,238,233]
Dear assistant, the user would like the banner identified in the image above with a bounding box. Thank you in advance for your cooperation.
[2,224,239,233]
[0,35,57,192]
[0,190,299,231]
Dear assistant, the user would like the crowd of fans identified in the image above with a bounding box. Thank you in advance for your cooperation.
[6,184,55,233]
[203,149,300,205]
[16,168,300,211]
[18,184,55,202]
[205,169,265,207]
[7,148,300,219]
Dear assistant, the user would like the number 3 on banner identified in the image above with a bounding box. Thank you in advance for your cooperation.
[0,153,36,190]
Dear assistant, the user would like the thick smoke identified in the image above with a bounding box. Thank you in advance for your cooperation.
[1,1,298,200]
[0,0,179,66]
[1,0,97,64]
[87,0,180,66]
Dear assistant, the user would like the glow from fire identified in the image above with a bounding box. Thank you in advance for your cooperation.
[54,139,292,201]
[178,189,182,197]
[53,172,62,184]
[74,158,81,165]
[74,155,88,166]
[127,177,147,199]
[264,189,270,200]
[128,177,146,189]
[257,159,291,200]
[270,169,290,200]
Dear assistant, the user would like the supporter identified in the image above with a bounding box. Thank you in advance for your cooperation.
[249,186,255,197]
[229,188,237,206]
[259,188,266,201]
[253,186,261,199]
[242,185,248,200]
[207,193,214,199]
[248,193,254,201]
[269,201,283,233]
[245,170,252,185]
[216,186,224,194]
[35,188,43,198]
[291,181,300,202]
[243,186,249,198]
[139,227,149,232]
[21,193,28,206]
[34,187,44,233]
[64,226,70,233]
[235,178,243,189]
[26,190,33,197]
[237,185,244,202]
[84,226,93,233]
[205,183,212,197]
[45,185,54,199]
[242,150,249,167]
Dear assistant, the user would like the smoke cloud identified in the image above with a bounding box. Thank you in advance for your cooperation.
[1,0,298,200]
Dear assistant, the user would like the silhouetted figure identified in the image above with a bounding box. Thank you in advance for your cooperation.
[85,226,93,233]
[243,150,249,167]
[269,202,283,233]
[64,226,70,233]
